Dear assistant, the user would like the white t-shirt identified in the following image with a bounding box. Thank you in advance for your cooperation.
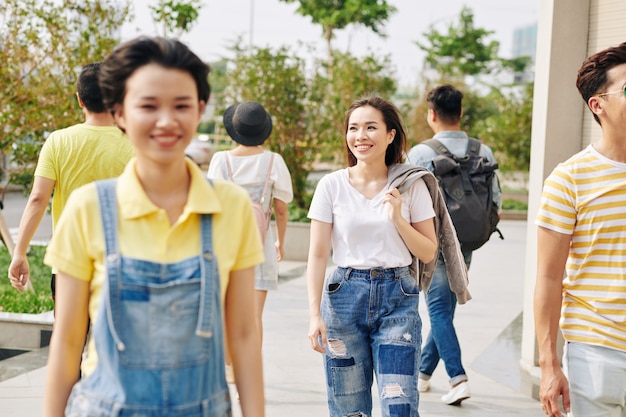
[308,166,435,269]
[207,150,294,205]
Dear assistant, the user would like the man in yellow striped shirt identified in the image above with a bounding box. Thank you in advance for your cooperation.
[535,42,626,417]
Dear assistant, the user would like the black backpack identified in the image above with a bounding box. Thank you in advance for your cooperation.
[423,138,503,252]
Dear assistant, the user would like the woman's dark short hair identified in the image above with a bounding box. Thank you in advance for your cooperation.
[99,36,210,112]
[576,42,626,125]
[343,97,407,167]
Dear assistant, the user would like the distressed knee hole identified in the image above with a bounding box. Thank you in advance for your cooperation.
[381,383,407,399]
[328,338,347,357]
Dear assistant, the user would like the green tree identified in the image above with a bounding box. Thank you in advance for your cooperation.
[308,50,397,163]
[222,41,397,211]
[409,6,533,171]
[0,0,131,192]
[416,6,500,78]
[472,83,534,171]
[278,0,396,62]
[223,44,313,208]
[149,0,203,38]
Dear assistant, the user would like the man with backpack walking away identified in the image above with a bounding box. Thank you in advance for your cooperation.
[407,84,502,406]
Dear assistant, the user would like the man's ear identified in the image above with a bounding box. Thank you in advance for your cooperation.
[427,108,436,122]
[113,103,126,131]
[76,92,85,108]
[587,96,604,118]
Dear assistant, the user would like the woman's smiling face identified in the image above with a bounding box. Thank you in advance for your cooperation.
[346,105,395,164]
[113,63,205,165]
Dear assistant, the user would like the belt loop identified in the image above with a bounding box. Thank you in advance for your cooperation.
[344,267,352,280]
[394,266,406,278]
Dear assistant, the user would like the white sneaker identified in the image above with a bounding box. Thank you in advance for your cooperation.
[441,381,470,405]
[418,378,430,393]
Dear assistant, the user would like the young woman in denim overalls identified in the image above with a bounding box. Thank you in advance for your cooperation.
[306,97,438,417]
[42,37,265,417]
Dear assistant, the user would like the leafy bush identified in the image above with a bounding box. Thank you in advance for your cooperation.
[0,246,53,314]
[502,198,528,211]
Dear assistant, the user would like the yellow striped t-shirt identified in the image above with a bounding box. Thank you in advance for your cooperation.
[536,144,626,352]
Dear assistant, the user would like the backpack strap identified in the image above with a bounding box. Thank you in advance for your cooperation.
[225,151,274,211]
[259,152,274,210]
[224,151,234,181]
[422,138,453,158]
[466,138,482,157]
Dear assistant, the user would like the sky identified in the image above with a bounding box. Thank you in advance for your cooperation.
[121,0,539,88]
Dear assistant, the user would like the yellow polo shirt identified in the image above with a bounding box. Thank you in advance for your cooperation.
[44,158,264,375]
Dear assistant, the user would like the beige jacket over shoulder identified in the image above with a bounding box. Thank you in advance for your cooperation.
[388,164,471,304]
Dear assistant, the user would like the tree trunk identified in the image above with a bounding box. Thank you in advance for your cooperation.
[324,25,334,72]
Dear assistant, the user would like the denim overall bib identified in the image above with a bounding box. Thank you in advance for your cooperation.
[65,179,231,417]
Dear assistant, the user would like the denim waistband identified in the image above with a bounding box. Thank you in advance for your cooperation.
[336,266,410,280]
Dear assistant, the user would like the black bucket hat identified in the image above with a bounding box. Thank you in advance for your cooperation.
[223,101,272,146]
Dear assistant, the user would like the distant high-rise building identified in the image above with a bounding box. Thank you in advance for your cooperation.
[512,23,537,83]
[513,23,537,60]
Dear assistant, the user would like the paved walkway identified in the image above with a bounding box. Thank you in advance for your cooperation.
[0,220,545,416]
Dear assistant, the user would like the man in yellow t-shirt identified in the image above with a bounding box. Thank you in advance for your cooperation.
[7,62,133,299]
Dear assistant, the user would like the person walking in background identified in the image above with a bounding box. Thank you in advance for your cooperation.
[207,101,293,379]
[407,84,501,405]
[535,42,626,417]
[40,36,265,417]
[306,96,439,417]
[7,62,134,299]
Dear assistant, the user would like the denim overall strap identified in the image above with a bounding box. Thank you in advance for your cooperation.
[95,179,217,342]
[196,210,217,337]
[95,179,126,351]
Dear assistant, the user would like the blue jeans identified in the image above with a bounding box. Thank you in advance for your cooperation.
[419,251,471,387]
[565,342,626,417]
[321,266,421,417]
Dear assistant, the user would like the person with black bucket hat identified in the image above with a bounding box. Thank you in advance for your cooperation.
[208,101,293,380]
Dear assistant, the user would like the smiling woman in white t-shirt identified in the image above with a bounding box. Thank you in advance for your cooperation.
[306,96,437,417]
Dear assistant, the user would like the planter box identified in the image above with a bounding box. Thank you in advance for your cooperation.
[282,221,310,262]
[0,310,53,351]
[501,210,528,221]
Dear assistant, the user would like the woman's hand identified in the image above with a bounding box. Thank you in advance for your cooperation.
[275,241,284,261]
[308,315,327,354]
[383,187,403,222]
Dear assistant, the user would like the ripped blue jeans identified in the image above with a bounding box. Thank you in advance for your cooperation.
[321,266,421,417]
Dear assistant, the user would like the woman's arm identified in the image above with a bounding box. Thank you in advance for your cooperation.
[43,272,90,417]
[224,266,265,417]
[306,220,332,353]
[384,188,437,263]
[272,198,289,261]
